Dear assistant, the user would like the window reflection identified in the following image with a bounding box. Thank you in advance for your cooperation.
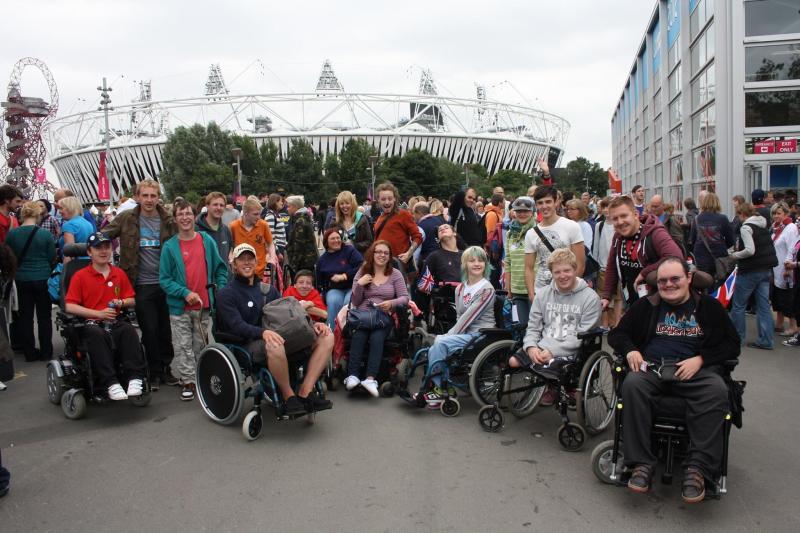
[746,90,800,127]
[746,0,800,37]
[746,43,800,82]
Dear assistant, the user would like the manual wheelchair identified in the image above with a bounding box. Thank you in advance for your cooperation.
[408,282,459,355]
[476,327,616,451]
[46,243,151,420]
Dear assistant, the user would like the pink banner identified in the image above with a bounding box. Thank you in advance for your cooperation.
[97,151,110,201]
[754,140,775,154]
[34,167,46,184]
[777,139,797,153]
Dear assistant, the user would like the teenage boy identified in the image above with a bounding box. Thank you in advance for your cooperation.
[104,179,178,388]
[631,185,646,215]
[64,232,147,400]
[195,191,233,269]
[524,185,585,301]
[373,182,422,271]
[160,200,229,401]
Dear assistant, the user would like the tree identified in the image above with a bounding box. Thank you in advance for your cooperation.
[336,138,376,201]
[274,139,327,202]
[486,169,532,197]
[558,157,608,196]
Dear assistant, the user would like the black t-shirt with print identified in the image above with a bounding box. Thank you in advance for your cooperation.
[618,228,644,304]
[642,298,704,363]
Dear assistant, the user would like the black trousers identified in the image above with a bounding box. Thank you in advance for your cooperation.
[134,284,174,375]
[81,323,146,388]
[622,368,729,479]
[16,280,53,361]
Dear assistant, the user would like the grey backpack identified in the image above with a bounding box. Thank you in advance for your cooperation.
[261,295,316,355]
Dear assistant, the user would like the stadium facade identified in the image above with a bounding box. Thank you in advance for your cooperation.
[611,0,800,212]
[46,65,570,204]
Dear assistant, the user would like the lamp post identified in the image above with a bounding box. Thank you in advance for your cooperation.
[463,163,471,188]
[97,78,114,206]
[368,155,379,199]
[231,147,243,201]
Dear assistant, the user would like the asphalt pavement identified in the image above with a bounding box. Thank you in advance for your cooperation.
[1,317,799,533]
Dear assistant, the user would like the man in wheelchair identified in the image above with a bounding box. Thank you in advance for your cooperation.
[510,248,601,405]
[215,243,333,416]
[64,233,147,400]
[607,257,740,503]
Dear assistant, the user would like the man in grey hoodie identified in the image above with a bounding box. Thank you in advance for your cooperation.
[512,248,601,405]
[195,191,232,273]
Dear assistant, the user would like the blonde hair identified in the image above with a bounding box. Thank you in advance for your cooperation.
[429,199,444,216]
[460,246,491,282]
[565,199,589,221]
[286,195,305,208]
[135,179,160,196]
[243,195,262,213]
[546,247,578,271]
[335,191,358,224]
[58,196,83,218]
[699,192,722,213]
[20,201,44,222]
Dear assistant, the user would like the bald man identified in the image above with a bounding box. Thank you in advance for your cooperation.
[648,194,665,223]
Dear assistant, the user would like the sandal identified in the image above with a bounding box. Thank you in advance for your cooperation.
[627,464,654,494]
[681,466,706,504]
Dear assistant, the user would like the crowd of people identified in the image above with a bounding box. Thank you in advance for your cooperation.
[0,161,788,502]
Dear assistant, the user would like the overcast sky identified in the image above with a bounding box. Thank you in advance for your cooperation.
[5,0,655,171]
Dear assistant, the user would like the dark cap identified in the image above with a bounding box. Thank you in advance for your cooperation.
[87,232,111,248]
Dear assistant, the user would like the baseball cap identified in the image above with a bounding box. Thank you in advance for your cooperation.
[86,232,111,248]
[232,243,257,259]
[511,196,534,212]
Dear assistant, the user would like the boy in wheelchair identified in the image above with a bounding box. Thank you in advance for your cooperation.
[607,257,741,503]
[63,233,147,400]
[510,248,601,405]
[215,244,333,416]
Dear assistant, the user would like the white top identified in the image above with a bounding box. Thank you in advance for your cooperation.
[773,223,800,289]
[524,216,584,288]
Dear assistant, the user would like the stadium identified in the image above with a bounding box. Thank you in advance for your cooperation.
[46,62,571,203]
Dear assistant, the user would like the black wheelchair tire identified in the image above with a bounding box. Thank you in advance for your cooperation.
[508,370,546,419]
[61,389,87,420]
[558,422,586,451]
[590,439,625,484]
[468,339,517,407]
[47,363,64,405]
[196,344,246,426]
[576,351,616,435]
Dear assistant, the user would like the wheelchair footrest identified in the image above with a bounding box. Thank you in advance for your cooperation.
[397,389,427,408]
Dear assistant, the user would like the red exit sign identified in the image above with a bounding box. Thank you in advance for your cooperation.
[777,139,797,153]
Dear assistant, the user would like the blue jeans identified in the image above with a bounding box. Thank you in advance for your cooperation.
[325,289,351,330]
[427,332,480,386]
[512,294,531,326]
[730,269,773,348]
[348,325,392,379]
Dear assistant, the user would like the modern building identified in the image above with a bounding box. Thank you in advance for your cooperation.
[46,63,569,204]
[611,0,800,212]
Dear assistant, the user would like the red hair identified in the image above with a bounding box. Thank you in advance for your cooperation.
[360,240,394,276]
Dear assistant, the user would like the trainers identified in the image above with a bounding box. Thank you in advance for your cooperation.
[746,341,773,350]
[681,466,706,503]
[302,392,333,412]
[361,378,379,398]
[150,374,160,392]
[783,335,800,347]
[162,372,180,386]
[538,385,557,407]
[344,375,360,391]
[180,383,196,401]
[108,383,128,401]
[0,381,6,391]
[627,464,654,494]
[284,395,307,416]
[126,379,143,397]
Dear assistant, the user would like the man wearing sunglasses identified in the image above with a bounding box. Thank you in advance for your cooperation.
[608,257,740,504]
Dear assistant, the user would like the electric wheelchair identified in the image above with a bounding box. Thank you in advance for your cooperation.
[397,291,525,417]
[408,282,459,355]
[475,327,615,451]
[46,243,151,419]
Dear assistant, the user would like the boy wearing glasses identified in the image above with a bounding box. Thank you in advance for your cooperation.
[608,257,740,504]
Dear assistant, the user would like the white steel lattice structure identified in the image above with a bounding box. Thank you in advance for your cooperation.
[47,92,570,204]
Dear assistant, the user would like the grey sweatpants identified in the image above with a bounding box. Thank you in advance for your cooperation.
[169,310,210,385]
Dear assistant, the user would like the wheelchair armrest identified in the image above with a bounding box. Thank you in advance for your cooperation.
[478,327,513,336]
[577,327,605,340]
[512,322,527,333]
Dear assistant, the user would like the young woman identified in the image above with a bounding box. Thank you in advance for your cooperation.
[770,202,799,335]
[317,227,364,329]
[333,190,373,254]
[344,240,409,397]
[416,246,496,408]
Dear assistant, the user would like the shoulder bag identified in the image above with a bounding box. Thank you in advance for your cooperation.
[697,227,736,282]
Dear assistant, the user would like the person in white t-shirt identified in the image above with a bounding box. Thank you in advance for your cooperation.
[524,185,585,300]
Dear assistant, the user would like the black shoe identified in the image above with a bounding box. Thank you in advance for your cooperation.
[284,395,307,416]
[0,485,8,498]
[302,392,333,412]
[162,372,180,386]
[150,375,160,392]
[746,341,773,351]
[627,464,654,494]
[681,466,706,503]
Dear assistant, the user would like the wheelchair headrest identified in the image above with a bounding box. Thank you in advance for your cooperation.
[644,268,713,290]
[63,243,88,258]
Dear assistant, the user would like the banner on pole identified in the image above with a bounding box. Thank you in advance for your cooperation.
[98,151,110,201]
[34,168,46,184]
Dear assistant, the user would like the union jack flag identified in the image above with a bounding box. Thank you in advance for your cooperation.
[712,267,737,308]
[417,266,434,294]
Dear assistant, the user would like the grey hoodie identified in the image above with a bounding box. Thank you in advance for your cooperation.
[523,277,602,357]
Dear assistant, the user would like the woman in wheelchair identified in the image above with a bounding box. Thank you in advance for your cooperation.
[343,240,409,397]
[607,257,741,503]
[215,244,333,416]
[317,227,363,330]
[63,233,147,401]
[510,248,601,406]
[414,246,495,408]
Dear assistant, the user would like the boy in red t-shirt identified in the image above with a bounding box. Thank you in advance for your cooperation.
[0,184,22,243]
[283,269,327,323]
[65,232,147,400]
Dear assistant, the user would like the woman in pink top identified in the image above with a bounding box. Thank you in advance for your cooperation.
[344,240,409,397]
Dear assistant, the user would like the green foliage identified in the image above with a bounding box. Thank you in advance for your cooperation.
[485,169,533,197]
[557,157,608,196]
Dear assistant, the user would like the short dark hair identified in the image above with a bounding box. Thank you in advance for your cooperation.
[609,195,635,211]
[0,184,23,205]
[172,198,194,215]
[294,269,314,282]
[632,185,643,194]
[490,193,503,206]
[533,185,558,202]
[657,256,690,276]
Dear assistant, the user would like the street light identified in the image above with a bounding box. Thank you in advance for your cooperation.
[368,155,379,199]
[97,78,114,205]
[463,163,471,188]
[231,147,243,201]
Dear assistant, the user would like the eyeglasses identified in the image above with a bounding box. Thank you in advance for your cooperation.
[656,275,685,287]
[374,250,391,256]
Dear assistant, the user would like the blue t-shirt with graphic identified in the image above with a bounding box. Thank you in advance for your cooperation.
[136,214,161,285]
[643,298,704,363]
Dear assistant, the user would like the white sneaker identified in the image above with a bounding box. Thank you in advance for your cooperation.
[126,379,143,397]
[108,383,128,401]
[0,380,6,391]
[344,375,360,391]
[361,378,379,398]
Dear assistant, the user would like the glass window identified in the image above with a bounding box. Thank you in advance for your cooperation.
[668,184,684,207]
[669,95,682,127]
[692,144,716,180]
[655,138,663,160]
[644,126,650,146]
[669,68,681,99]
[707,64,715,101]
[670,125,683,156]
[691,63,715,111]
[670,156,684,184]
[692,104,715,144]
[746,90,800,127]
[654,89,662,113]
[745,0,800,37]
[655,163,664,185]
[746,43,800,82]
[669,42,682,72]
[691,23,714,74]
[654,114,663,140]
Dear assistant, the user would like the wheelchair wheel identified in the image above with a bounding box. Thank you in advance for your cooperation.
[440,398,460,417]
[478,405,504,432]
[558,422,586,452]
[196,344,246,425]
[242,410,263,441]
[61,389,87,420]
[591,440,625,484]
[130,390,152,407]
[469,339,516,407]
[46,363,64,405]
[379,381,395,398]
[576,351,616,435]
[508,371,546,419]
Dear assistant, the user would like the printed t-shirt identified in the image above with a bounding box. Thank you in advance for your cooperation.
[137,214,162,285]
[65,264,136,312]
[180,233,209,310]
[618,227,644,304]
[643,298,704,363]
[524,217,584,288]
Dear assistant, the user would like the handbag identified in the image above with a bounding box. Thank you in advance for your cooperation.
[346,304,392,331]
[697,227,736,282]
